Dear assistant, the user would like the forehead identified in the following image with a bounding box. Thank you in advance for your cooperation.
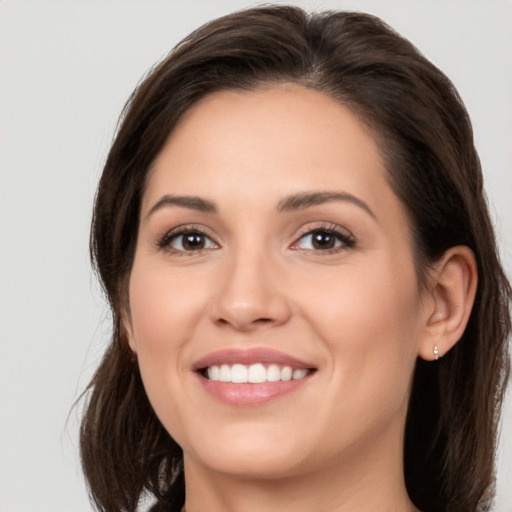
[143,85,402,224]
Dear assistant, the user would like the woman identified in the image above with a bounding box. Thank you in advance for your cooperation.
[80,6,511,512]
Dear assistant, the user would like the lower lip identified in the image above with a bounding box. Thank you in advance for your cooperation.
[197,374,311,406]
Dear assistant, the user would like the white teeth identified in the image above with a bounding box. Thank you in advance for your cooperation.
[248,363,266,383]
[209,365,220,380]
[281,366,293,381]
[205,363,310,383]
[231,364,248,383]
[267,364,281,382]
[293,368,308,380]
[219,364,231,382]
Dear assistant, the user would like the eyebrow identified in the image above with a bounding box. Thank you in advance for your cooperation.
[146,190,376,220]
[146,195,217,218]
[277,191,376,220]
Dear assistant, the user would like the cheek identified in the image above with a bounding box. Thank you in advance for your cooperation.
[127,260,205,441]
[301,258,421,347]
[127,260,200,389]
[306,266,422,456]
[128,261,206,356]
[297,255,423,408]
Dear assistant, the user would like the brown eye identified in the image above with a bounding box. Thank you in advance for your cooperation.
[293,228,355,252]
[311,231,337,249]
[166,231,217,252]
[181,233,206,250]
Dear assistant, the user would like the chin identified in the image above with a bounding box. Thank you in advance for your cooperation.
[194,449,310,480]
[181,423,318,479]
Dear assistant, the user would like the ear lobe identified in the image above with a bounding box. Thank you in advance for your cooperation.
[418,246,478,361]
[121,307,137,355]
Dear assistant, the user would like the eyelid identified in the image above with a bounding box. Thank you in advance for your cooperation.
[290,222,356,251]
[154,221,355,255]
[156,223,220,252]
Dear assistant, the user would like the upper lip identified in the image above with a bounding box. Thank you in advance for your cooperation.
[192,348,316,371]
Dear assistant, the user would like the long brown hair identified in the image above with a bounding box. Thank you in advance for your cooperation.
[80,6,511,512]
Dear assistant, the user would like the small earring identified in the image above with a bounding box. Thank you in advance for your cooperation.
[433,345,439,361]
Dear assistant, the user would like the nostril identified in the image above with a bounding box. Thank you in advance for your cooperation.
[215,316,274,328]
[210,290,292,330]
[254,317,273,324]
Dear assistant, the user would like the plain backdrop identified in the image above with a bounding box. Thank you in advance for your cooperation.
[1,1,511,511]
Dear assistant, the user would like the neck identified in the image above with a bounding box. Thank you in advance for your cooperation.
[182,421,419,512]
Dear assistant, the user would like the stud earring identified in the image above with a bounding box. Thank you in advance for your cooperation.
[433,345,439,361]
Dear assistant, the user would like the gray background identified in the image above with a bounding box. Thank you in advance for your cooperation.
[1,1,511,510]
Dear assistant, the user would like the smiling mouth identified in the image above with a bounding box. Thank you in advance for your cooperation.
[200,363,314,383]
[193,348,317,405]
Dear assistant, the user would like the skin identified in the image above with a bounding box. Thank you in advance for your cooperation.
[125,85,477,512]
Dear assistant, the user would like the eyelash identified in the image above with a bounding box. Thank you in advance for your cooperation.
[157,223,355,255]
[157,225,218,256]
[291,224,356,254]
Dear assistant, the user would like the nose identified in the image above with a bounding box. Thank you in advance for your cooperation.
[209,248,292,332]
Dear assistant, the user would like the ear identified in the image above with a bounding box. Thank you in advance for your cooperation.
[121,305,137,355]
[418,246,478,361]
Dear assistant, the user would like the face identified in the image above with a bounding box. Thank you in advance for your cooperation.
[126,85,430,481]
